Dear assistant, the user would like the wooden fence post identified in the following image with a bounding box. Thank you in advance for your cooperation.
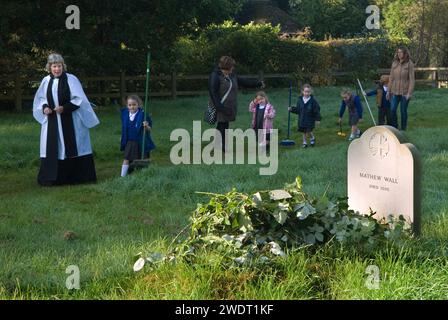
[435,69,439,88]
[120,71,126,105]
[15,73,22,112]
[171,71,177,99]
[100,79,105,106]
[258,70,264,83]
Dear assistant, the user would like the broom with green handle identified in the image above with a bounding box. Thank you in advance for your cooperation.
[133,52,151,168]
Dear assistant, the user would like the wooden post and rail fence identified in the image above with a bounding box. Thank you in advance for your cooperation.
[1,67,447,111]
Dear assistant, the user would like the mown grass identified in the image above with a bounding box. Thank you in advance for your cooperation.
[0,86,447,299]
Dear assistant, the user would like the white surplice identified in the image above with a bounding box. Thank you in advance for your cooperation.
[33,73,100,159]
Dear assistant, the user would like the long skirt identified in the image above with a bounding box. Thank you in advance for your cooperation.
[38,154,97,186]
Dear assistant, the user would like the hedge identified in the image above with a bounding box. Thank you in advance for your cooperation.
[172,21,405,85]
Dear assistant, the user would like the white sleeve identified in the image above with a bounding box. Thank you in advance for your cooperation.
[67,73,100,128]
[32,77,49,125]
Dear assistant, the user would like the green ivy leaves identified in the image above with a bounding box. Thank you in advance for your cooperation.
[295,202,316,220]
[272,202,289,225]
[133,177,411,272]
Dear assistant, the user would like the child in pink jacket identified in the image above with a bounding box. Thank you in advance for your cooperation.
[249,91,276,147]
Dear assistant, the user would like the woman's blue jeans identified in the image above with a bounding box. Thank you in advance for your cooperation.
[391,95,410,130]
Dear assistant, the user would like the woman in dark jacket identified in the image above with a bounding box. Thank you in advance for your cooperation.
[208,56,264,151]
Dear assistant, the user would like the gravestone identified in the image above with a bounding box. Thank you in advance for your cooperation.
[347,126,421,234]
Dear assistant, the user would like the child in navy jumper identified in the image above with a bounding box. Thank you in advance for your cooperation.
[289,84,321,148]
[338,89,363,141]
[120,95,155,177]
[362,75,391,126]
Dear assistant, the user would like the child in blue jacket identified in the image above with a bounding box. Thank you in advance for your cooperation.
[338,89,363,141]
[120,95,155,177]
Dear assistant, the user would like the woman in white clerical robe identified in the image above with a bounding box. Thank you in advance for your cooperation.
[33,53,100,186]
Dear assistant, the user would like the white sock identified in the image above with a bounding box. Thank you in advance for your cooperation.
[121,164,129,177]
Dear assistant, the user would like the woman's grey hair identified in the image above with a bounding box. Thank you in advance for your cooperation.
[46,53,67,72]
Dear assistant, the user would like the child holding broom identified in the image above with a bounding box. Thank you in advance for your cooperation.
[289,84,321,148]
[120,95,155,177]
[338,89,363,141]
[362,75,391,126]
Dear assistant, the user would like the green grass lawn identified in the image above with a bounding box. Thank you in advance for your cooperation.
[1,86,448,299]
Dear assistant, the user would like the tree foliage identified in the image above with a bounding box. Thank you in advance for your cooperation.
[381,0,448,66]
[1,0,446,78]
[0,0,246,76]
[288,0,372,40]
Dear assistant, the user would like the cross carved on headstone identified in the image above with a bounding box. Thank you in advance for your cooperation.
[369,133,390,159]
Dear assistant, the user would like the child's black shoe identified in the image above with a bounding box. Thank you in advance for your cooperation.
[302,143,308,148]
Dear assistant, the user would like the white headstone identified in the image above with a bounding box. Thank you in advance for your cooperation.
[348,126,421,233]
